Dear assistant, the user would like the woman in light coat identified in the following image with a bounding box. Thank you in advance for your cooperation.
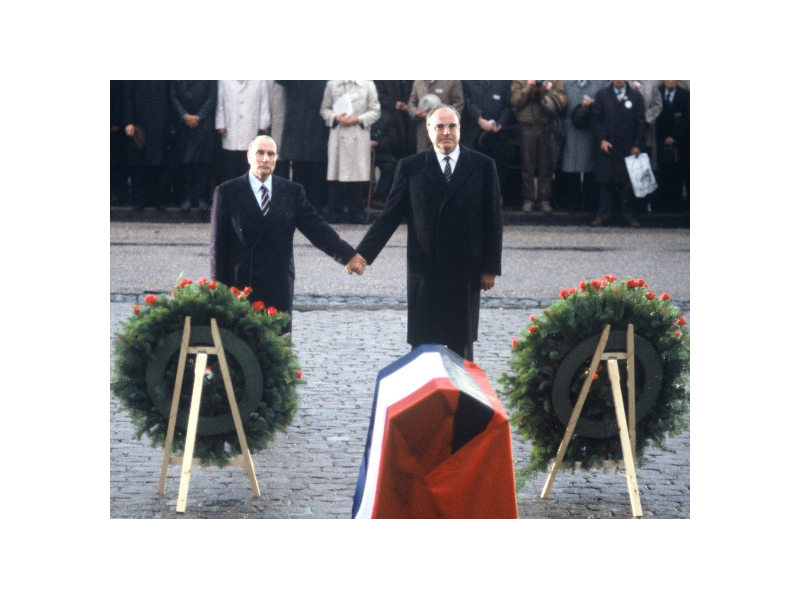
[320,80,381,223]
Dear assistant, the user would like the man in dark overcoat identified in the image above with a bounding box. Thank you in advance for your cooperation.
[170,80,218,210]
[460,80,514,201]
[210,135,361,331]
[353,105,503,361]
[123,80,173,209]
[375,80,415,159]
[655,80,690,212]
[274,81,330,212]
[590,80,646,226]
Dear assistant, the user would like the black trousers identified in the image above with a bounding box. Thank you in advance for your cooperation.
[181,163,211,207]
[130,165,166,208]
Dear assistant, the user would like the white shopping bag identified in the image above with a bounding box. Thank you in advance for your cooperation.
[625,153,658,198]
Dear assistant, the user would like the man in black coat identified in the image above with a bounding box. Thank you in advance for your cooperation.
[590,80,646,227]
[352,105,503,361]
[460,80,514,201]
[123,80,173,209]
[655,80,690,212]
[210,135,362,331]
[375,80,415,159]
[274,81,330,212]
[170,80,217,210]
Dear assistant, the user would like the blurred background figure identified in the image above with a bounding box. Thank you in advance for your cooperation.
[170,80,217,211]
[590,80,646,227]
[267,80,288,178]
[215,80,270,184]
[656,80,690,213]
[511,80,566,213]
[275,81,330,213]
[407,80,464,152]
[110,80,129,206]
[555,80,607,214]
[123,80,173,210]
[461,80,514,202]
[320,80,381,224]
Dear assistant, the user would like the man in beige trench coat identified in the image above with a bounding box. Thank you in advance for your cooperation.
[320,80,381,223]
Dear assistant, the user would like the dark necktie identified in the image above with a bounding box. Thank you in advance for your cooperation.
[443,156,452,182]
[260,184,270,216]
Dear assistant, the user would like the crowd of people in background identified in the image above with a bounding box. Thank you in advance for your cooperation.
[110,80,689,225]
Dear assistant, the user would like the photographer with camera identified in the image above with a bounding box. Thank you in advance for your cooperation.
[511,80,566,213]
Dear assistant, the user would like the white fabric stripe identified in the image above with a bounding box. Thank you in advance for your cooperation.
[354,352,449,519]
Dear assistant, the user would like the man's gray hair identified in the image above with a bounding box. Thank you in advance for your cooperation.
[248,134,275,154]
[426,104,461,127]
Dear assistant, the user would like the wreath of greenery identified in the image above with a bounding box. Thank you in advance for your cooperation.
[499,275,689,486]
[111,276,303,465]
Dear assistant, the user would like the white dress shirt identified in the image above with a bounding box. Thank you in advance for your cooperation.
[434,145,460,175]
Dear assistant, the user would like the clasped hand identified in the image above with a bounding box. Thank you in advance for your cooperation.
[336,113,360,127]
[345,255,495,293]
[345,253,367,275]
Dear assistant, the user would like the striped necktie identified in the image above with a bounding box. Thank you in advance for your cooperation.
[260,184,270,216]
[443,156,452,182]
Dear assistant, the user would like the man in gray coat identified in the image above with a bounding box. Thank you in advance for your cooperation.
[350,105,503,361]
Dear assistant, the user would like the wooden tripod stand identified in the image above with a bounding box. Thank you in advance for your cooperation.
[158,317,261,513]
[541,324,643,518]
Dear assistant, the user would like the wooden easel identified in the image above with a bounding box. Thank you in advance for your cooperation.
[541,324,643,518]
[158,317,261,513]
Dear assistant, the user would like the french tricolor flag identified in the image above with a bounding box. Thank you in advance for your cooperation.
[352,345,518,519]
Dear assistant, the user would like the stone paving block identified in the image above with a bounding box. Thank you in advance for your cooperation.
[110,302,690,519]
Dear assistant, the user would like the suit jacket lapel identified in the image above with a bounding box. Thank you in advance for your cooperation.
[270,176,287,213]
[423,147,445,185]
[236,174,262,221]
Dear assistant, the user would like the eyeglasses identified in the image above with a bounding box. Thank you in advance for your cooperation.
[430,123,459,132]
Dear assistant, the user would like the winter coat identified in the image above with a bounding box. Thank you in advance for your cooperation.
[629,80,663,169]
[356,145,503,349]
[560,80,608,173]
[275,81,329,163]
[591,83,646,185]
[170,80,217,164]
[407,81,465,152]
[214,80,270,152]
[460,80,514,149]
[123,80,173,166]
[510,80,566,130]
[210,173,356,320]
[320,80,381,182]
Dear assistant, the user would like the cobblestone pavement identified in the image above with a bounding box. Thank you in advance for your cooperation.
[110,305,689,519]
[110,222,690,519]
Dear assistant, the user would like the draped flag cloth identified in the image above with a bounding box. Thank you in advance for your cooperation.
[352,345,518,519]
